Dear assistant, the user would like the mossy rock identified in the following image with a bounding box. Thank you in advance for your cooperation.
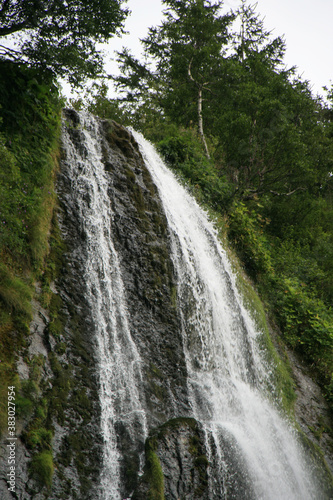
[30,450,54,490]
[133,418,209,500]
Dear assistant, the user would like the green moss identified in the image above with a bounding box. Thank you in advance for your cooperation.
[157,417,198,437]
[30,450,54,490]
[26,427,53,450]
[15,394,34,419]
[41,212,67,301]
[144,437,165,500]
[48,353,73,425]
[298,430,333,496]
[0,363,20,436]
[49,292,63,317]
[55,342,67,355]
[0,61,62,449]
[0,263,32,317]
[48,316,64,338]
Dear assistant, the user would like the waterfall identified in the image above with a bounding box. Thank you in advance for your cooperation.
[60,112,147,500]
[132,130,320,500]
[59,109,324,499]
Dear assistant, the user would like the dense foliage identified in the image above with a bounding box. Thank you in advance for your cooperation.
[0,0,128,85]
[0,62,62,490]
[95,0,333,407]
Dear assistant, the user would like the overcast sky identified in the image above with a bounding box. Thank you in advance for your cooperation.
[104,0,332,99]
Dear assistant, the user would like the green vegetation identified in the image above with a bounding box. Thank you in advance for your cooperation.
[0,59,62,491]
[0,61,61,269]
[132,434,165,500]
[0,60,62,437]
[232,257,297,414]
[30,450,54,490]
[0,0,129,87]
[144,437,165,500]
[95,0,333,413]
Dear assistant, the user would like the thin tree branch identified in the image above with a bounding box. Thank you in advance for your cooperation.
[269,187,306,196]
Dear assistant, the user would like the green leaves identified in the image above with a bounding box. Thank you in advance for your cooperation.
[227,198,333,401]
[157,128,232,210]
[228,202,273,277]
[272,276,333,373]
[0,62,61,265]
[0,0,129,86]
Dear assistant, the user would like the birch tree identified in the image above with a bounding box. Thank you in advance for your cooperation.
[116,0,234,158]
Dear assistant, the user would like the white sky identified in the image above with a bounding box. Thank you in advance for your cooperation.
[103,0,333,99]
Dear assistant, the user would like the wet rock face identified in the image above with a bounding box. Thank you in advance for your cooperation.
[133,417,257,500]
[56,111,191,497]
[100,119,190,426]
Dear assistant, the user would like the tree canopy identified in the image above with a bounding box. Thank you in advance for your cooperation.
[0,0,129,86]
[100,0,333,400]
[114,0,333,200]
[116,0,234,157]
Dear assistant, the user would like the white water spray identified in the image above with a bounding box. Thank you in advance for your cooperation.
[132,130,319,500]
[61,113,147,500]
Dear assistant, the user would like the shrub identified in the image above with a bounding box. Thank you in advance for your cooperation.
[0,263,32,317]
[30,450,54,489]
[158,129,232,211]
[228,202,273,277]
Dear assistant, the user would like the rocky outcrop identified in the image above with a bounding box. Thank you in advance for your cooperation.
[133,418,209,500]
[289,350,333,478]
[133,417,257,500]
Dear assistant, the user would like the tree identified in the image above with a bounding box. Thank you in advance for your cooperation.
[233,0,285,66]
[205,2,333,204]
[116,0,234,157]
[0,0,129,86]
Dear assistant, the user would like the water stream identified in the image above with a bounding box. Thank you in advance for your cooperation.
[61,113,147,500]
[60,111,321,499]
[132,130,319,500]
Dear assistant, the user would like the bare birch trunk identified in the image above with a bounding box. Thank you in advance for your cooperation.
[198,87,210,159]
[188,58,210,159]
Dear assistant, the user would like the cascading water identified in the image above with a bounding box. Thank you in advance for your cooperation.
[59,109,325,499]
[60,112,147,500]
[132,130,320,500]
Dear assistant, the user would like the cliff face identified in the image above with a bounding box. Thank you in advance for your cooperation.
[57,110,191,498]
[0,109,332,500]
[99,117,190,425]
[0,110,192,499]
